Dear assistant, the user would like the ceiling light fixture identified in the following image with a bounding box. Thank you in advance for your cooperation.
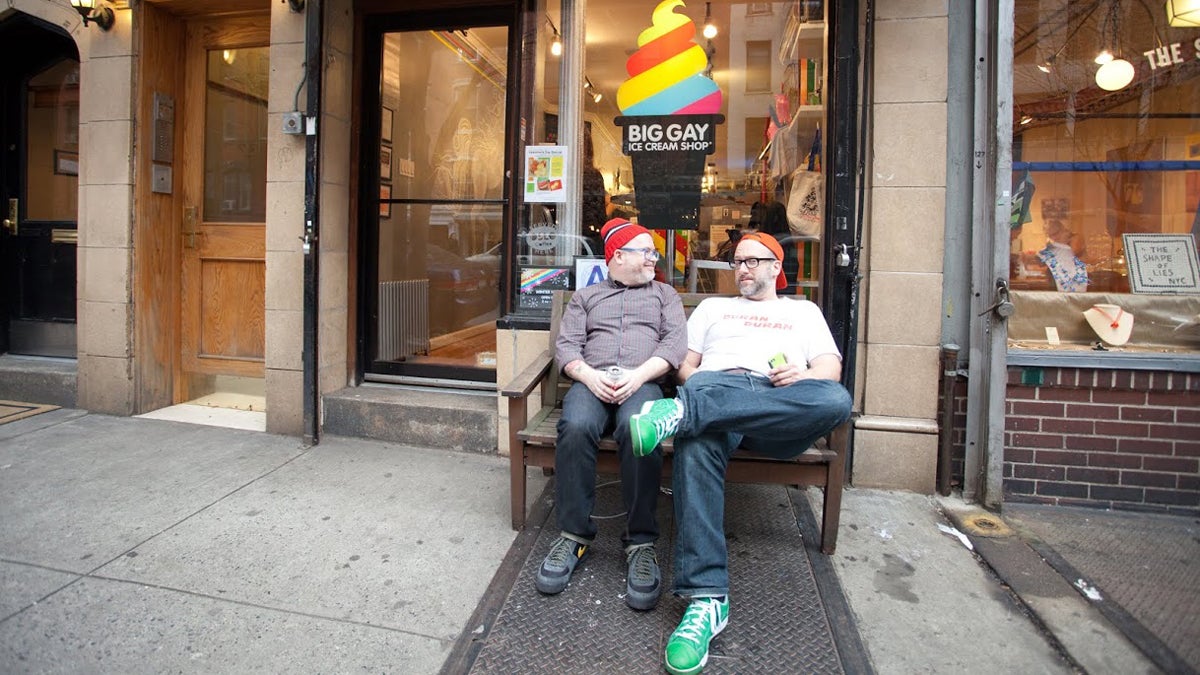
[1094,1,1135,91]
[70,0,114,31]
[1019,115,1033,125]
[584,77,602,103]
[702,2,718,39]
[1166,0,1200,26]
[287,0,305,12]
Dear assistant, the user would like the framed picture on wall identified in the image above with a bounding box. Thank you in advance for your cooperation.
[380,144,392,182]
[379,184,391,219]
[54,150,78,176]
[381,106,394,143]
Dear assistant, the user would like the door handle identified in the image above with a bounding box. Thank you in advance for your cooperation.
[183,205,198,248]
[2,198,17,235]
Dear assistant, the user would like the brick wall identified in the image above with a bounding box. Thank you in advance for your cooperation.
[1003,366,1200,515]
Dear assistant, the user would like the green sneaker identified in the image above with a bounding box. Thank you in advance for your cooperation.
[630,398,684,457]
[664,596,729,675]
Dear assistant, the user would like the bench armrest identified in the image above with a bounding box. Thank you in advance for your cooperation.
[500,349,555,399]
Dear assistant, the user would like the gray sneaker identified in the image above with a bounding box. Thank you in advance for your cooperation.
[535,536,589,595]
[624,544,662,610]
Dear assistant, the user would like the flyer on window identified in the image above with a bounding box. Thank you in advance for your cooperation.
[524,145,567,202]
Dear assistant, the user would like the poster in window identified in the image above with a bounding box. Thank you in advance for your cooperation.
[379,184,391,219]
[381,107,393,143]
[1106,140,1162,237]
[524,145,567,202]
[1122,233,1200,294]
[380,144,392,182]
[517,265,572,310]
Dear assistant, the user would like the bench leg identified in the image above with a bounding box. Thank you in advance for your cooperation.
[511,443,527,530]
[820,421,851,554]
[508,398,529,530]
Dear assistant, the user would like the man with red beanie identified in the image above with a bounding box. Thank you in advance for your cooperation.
[534,217,687,612]
[629,231,852,674]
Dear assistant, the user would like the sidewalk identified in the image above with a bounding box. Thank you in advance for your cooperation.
[0,410,1193,673]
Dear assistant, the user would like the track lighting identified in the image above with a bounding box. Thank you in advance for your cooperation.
[584,77,602,103]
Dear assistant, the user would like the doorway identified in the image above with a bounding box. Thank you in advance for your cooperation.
[362,8,516,384]
[175,17,270,411]
[0,15,80,359]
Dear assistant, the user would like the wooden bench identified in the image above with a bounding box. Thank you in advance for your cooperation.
[501,291,850,554]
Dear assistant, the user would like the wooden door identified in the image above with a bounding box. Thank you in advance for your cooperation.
[178,17,269,392]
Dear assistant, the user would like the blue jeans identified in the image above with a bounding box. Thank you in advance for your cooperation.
[671,370,853,597]
[555,381,665,547]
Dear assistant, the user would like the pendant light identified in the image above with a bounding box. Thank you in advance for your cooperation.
[1095,1,1135,91]
[1166,0,1200,27]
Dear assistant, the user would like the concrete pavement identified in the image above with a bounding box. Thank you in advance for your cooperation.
[0,410,1190,673]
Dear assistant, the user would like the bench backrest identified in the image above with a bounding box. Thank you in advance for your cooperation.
[544,289,719,409]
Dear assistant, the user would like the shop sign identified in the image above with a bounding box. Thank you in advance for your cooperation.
[1142,39,1200,72]
[1122,233,1200,294]
[613,0,724,230]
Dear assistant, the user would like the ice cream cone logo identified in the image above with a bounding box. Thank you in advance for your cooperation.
[617,0,722,116]
[613,0,724,230]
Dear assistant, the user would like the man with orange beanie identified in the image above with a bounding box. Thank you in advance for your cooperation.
[629,231,852,674]
[534,218,687,612]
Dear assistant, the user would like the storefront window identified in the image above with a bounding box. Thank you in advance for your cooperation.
[1008,1,1200,353]
[519,0,827,314]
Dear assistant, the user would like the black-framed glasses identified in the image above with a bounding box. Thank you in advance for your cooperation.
[729,257,777,269]
[618,247,661,261]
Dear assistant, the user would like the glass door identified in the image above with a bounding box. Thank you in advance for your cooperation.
[364,10,512,383]
[0,15,79,358]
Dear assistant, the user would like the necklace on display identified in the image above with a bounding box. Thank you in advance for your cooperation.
[1091,305,1123,329]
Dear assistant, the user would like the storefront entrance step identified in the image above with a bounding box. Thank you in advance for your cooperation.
[0,354,77,408]
[322,384,498,453]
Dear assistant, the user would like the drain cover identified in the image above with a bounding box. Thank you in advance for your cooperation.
[960,513,1015,538]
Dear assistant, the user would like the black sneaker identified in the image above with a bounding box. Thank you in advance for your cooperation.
[535,536,589,595]
[624,543,662,610]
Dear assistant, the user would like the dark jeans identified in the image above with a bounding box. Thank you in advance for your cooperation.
[555,381,664,548]
[671,371,853,597]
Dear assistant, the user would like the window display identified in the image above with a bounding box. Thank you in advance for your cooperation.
[519,0,829,311]
[1009,0,1200,353]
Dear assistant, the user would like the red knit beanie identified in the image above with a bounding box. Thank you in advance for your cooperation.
[601,218,652,263]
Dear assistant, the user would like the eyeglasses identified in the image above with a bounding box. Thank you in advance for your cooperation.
[618,247,661,261]
[729,257,777,269]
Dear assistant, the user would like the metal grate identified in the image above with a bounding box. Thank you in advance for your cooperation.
[378,279,430,360]
[469,482,845,674]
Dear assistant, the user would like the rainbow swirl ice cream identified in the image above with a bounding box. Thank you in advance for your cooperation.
[617,0,722,116]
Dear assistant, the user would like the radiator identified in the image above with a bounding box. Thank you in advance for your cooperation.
[378,279,430,360]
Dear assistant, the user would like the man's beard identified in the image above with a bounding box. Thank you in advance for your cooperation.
[739,275,770,298]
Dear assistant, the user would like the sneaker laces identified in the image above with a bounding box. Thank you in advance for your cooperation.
[628,546,657,581]
[545,538,577,567]
[650,400,683,436]
[673,599,717,646]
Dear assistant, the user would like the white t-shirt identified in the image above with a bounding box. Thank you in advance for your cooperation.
[687,296,841,375]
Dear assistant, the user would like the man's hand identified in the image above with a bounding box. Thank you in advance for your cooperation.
[608,356,670,405]
[768,353,841,386]
[607,368,649,405]
[567,361,620,404]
